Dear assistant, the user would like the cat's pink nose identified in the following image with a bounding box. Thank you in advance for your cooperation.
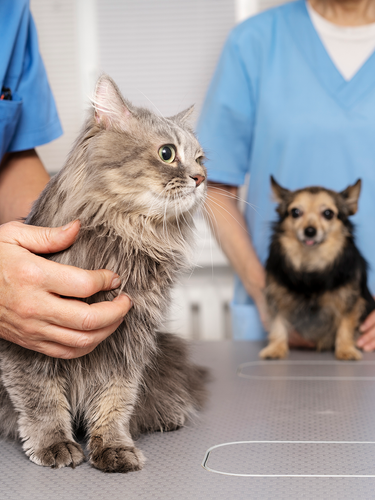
[190,174,205,187]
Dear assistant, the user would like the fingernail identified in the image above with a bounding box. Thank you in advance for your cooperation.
[110,275,121,289]
[62,220,78,231]
[113,293,133,309]
[122,293,133,308]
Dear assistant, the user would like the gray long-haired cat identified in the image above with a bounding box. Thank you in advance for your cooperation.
[0,75,208,473]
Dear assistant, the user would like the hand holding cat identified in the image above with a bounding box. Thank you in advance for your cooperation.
[0,220,132,358]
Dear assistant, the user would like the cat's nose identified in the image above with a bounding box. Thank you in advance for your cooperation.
[190,174,205,188]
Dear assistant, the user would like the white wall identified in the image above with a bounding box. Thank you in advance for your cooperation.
[30,0,82,175]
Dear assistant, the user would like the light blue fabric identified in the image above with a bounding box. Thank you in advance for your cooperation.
[197,0,375,340]
[0,0,62,159]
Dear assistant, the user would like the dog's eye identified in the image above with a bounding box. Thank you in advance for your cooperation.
[322,209,334,220]
[290,208,301,218]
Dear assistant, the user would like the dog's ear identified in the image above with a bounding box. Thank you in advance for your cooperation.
[270,176,291,203]
[340,179,361,215]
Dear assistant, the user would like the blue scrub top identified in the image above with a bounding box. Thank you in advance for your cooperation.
[0,0,62,160]
[197,0,375,340]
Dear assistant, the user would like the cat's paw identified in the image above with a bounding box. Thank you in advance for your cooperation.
[90,445,145,473]
[259,342,288,359]
[29,441,85,469]
[335,346,362,361]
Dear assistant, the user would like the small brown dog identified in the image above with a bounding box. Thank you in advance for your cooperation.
[260,177,375,361]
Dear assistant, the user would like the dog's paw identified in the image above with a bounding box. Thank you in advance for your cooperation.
[335,346,362,361]
[259,343,289,359]
[90,445,145,473]
[28,441,85,469]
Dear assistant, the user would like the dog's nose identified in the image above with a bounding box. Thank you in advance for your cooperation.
[304,226,317,238]
[190,174,205,187]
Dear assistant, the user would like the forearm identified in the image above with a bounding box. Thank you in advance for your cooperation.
[205,182,265,301]
[0,149,50,224]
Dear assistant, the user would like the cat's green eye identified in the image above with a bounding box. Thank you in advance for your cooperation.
[159,145,176,163]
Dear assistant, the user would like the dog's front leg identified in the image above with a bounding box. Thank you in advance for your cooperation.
[87,375,146,473]
[335,313,362,360]
[259,314,289,359]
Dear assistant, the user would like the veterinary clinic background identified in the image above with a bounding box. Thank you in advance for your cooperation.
[1,0,375,352]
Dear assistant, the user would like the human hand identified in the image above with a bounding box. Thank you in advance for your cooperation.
[357,309,375,352]
[0,220,132,358]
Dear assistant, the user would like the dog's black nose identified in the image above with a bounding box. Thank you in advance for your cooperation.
[304,226,317,238]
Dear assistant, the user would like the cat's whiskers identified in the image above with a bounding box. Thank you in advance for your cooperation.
[179,201,199,240]
[173,193,189,253]
[162,194,181,268]
[201,202,225,252]
[181,204,204,282]
[199,204,219,278]
[205,194,250,234]
[138,90,164,118]
[166,191,191,264]
[140,186,169,242]
[208,185,257,210]
[162,193,169,239]
[161,193,174,251]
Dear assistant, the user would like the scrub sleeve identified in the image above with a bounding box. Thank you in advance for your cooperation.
[0,0,62,160]
[197,27,265,340]
[197,0,375,340]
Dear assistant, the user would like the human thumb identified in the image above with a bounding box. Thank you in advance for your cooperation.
[1,220,81,254]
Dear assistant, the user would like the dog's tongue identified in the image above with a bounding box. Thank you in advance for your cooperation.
[305,240,315,246]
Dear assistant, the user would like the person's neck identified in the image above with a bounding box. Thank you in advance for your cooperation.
[308,0,375,26]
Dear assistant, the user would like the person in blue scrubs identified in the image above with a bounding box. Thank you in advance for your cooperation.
[198,0,375,349]
[0,0,132,358]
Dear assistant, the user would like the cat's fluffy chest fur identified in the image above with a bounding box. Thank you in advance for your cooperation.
[0,75,208,473]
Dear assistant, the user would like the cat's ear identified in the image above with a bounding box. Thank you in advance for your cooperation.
[92,75,133,130]
[169,105,195,124]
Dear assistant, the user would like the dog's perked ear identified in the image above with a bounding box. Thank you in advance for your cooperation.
[339,179,361,215]
[270,176,291,203]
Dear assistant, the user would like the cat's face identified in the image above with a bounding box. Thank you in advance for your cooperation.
[85,76,206,222]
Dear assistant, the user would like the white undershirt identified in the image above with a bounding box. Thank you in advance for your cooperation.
[306,1,375,81]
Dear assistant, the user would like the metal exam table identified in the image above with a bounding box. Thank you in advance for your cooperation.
[2,341,375,500]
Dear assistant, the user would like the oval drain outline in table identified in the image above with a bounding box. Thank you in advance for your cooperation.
[202,441,375,477]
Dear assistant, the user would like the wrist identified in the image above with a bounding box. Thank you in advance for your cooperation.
[244,279,266,307]
[242,264,266,302]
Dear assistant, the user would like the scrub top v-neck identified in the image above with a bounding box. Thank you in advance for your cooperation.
[197,0,375,340]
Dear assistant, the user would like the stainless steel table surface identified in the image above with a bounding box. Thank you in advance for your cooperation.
[2,340,375,499]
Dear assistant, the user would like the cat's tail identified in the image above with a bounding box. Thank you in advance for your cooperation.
[130,332,209,437]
